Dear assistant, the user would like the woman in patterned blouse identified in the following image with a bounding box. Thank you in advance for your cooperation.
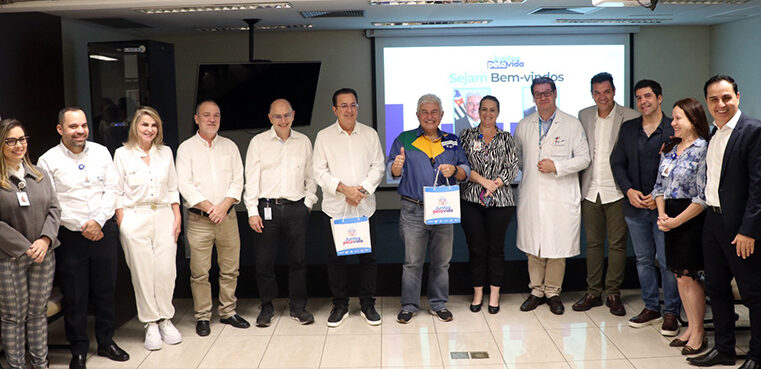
[652,97,710,355]
[458,95,519,314]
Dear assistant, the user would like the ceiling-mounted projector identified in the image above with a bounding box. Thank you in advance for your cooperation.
[593,0,658,9]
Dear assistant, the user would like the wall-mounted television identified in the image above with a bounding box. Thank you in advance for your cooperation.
[195,62,321,130]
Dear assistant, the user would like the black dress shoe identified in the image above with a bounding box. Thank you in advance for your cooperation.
[196,320,211,336]
[488,305,500,314]
[221,314,251,328]
[469,301,482,313]
[548,296,565,315]
[97,343,129,362]
[686,348,736,366]
[69,354,87,369]
[520,295,546,312]
[739,358,761,369]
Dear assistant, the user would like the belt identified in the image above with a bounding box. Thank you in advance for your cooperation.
[125,202,168,210]
[709,206,722,214]
[188,207,233,217]
[402,196,424,205]
[259,198,304,206]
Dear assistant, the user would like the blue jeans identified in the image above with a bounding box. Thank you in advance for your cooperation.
[399,200,453,312]
[625,209,680,315]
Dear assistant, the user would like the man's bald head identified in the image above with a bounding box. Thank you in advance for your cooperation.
[270,98,293,113]
[268,98,295,139]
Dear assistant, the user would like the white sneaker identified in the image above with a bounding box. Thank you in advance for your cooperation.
[158,319,182,345]
[144,322,163,351]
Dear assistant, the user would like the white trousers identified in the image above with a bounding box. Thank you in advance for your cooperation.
[119,206,177,323]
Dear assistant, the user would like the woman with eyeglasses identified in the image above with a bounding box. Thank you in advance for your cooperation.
[113,107,182,351]
[0,119,61,369]
[652,98,710,355]
[458,95,519,314]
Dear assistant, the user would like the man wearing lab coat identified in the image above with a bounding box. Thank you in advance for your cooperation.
[514,77,591,315]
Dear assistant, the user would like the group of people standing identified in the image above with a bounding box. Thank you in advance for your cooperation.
[0,73,758,369]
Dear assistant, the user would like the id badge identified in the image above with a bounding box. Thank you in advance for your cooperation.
[661,162,675,177]
[263,207,272,220]
[17,192,30,207]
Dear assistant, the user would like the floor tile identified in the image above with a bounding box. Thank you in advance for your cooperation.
[507,362,571,369]
[220,299,289,336]
[197,335,269,368]
[493,328,566,364]
[321,334,382,367]
[436,331,504,367]
[534,306,597,330]
[628,356,698,369]
[567,359,635,369]
[137,337,213,368]
[547,327,625,362]
[432,298,491,334]
[381,300,437,335]
[598,325,678,358]
[272,299,331,336]
[326,304,383,335]
[258,335,325,368]
[485,309,545,332]
[381,333,443,367]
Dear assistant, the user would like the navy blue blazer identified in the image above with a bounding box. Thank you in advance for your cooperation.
[610,114,674,216]
[713,113,761,240]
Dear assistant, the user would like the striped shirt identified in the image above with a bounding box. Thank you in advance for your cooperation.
[459,126,519,207]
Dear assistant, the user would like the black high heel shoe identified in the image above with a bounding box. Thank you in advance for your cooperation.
[470,300,483,313]
[488,304,500,314]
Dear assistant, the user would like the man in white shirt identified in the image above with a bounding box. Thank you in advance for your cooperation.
[313,88,385,327]
[176,101,248,337]
[38,107,129,369]
[244,98,318,327]
[574,73,640,316]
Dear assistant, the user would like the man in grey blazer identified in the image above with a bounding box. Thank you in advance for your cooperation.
[573,73,640,316]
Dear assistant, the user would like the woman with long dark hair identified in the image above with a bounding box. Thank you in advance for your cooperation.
[652,98,710,355]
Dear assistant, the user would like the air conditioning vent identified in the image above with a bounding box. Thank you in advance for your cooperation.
[300,10,365,18]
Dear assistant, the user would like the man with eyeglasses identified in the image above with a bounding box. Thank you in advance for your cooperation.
[610,79,680,337]
[454,92,482,135]
[37,107,129,369]
[313,88,385,327]
[244,98,318,326]
[176,100,249,337]
[387,93,470,324]
[514,77,590,316]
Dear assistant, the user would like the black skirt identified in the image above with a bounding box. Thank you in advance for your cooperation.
[664,198,705,277]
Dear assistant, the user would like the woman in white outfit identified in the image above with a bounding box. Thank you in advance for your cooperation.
[113,106,182,350]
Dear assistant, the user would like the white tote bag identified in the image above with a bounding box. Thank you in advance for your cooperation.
[423,169,461,225]
[330,205,372,256]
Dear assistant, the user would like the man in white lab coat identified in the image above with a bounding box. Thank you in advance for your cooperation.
[514,77,591,315]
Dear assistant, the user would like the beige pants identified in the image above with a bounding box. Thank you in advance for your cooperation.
[120,206,177,323]
[186,210,240,321]
[527,253,566,298]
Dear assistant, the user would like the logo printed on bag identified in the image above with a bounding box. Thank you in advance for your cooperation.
[343,227,364,246]
[433,196,454,215]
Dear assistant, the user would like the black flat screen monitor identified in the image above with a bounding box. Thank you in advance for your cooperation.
[195,62,321,130]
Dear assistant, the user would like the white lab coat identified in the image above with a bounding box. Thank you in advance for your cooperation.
[514,109,590,258]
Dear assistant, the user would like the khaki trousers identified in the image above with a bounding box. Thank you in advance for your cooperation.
[186,210,240,321]
[527,253,566,298]
[120,206,176,323]
[581,196,628,297]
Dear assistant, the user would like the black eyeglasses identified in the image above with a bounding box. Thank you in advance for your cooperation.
[4,136,29,147]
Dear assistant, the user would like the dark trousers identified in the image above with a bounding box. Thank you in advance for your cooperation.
[460,201,515,287]
[321,212,377,308]
[703,210,761,360]
[254,199,309,310]
[55,219,118,355]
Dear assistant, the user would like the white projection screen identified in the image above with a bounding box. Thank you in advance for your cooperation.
[372,31,632,187]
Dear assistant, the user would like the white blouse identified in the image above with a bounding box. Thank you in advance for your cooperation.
[113,144,180,209]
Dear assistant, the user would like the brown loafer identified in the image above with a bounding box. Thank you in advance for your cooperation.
[572,293,602,312]
[605,295,626,316]
[520,295,545,312]
[628,308,662,328]
[682,336,708,355]
[547,296,565,315]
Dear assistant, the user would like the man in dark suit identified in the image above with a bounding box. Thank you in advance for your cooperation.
[574,72,640,316]
[610,79,680,337]
[688,75,761,369]
[454,92,481,135]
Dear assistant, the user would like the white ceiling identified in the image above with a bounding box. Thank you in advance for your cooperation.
[2,0,761,35]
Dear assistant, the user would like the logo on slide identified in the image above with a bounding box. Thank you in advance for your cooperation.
[487,56,524,69]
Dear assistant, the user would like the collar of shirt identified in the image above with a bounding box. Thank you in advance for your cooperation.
[714,109,741,132]
[538,109,558,126]
[59,141,90,159]
[468,116,480,128]
[193,131,219,147]
[266,126,301,143]
[415,125,443,140]
[135,144,159,158]
[333,119,361,136]
[596,104,617,121]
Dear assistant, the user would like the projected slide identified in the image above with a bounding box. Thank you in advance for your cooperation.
[381,45,626,155]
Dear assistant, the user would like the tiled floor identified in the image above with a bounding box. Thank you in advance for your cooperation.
[35,289,750,369]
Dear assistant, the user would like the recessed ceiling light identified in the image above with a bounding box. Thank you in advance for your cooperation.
[89,54,119,61]
[555,17,667,23]
[135,3,292,14]
[373,19,492,26]
[196,24,312,32]
[370,0,524,5]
